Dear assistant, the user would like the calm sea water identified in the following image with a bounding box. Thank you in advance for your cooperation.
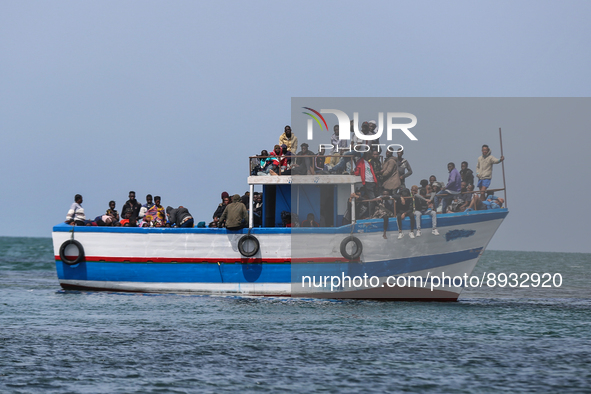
[1,237,590,393]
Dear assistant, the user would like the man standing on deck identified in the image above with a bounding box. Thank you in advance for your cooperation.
[279,125,298,153]
[476,144,504,199]
[121,191,142,227]
[218,194,248,231]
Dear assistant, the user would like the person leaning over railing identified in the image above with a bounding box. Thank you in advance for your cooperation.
[166,206,194,228]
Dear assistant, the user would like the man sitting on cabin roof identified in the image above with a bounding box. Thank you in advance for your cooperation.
[252,150,269,175]
[279,125,298,153]
[267,145,283,175]
[279,144,292,174]
[314,146,329,174]
[291,143,315,175]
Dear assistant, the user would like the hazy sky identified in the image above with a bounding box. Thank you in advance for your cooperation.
[1,1,590,252]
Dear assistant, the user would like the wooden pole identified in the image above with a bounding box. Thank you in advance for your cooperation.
[499,128,507,208]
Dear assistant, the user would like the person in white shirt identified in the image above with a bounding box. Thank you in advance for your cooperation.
[65,194,86,226]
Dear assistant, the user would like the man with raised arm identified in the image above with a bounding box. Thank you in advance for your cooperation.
[476,144,504,199]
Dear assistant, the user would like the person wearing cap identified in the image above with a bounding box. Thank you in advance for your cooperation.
[292,143,315,175]
[279,125,298,153]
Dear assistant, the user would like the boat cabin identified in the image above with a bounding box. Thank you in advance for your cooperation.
[247,175,362,228]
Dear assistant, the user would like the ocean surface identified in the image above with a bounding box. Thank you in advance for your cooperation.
[1,237,590,393]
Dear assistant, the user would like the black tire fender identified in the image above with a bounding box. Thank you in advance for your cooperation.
[340,236,362,260]
[59,239,85,265]
[238,234,260,257]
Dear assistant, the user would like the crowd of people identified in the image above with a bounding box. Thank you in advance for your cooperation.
[64,190,261,230]
[65,124,505,233]
[65,191,195,228]
[249,123,506,237]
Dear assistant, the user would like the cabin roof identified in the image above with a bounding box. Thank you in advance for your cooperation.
[247,175,362,185]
